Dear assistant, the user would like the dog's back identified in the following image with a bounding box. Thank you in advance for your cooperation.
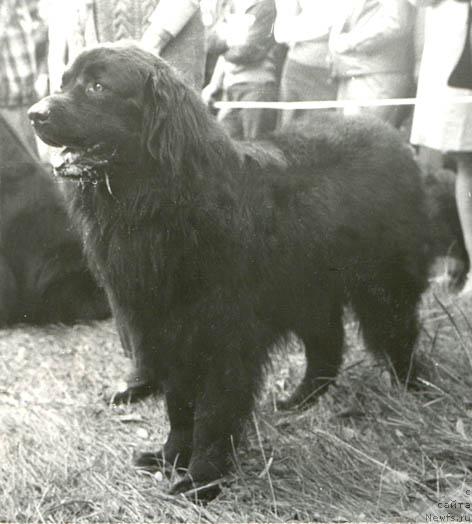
[235,113,431,293]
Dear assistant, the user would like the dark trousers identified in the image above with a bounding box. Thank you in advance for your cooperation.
[337,72,413,128]
[218,82,277,140]
[278,58,337,129]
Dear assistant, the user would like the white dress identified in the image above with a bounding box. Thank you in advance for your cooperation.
[410,0,472,152]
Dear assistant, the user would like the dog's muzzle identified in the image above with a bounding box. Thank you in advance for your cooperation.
[28,100,51,127]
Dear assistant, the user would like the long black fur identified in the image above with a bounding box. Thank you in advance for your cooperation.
[0,116,109,326]
[29,43,432,499]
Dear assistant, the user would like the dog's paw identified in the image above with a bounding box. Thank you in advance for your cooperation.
[276,381,326,411]
[106,381,158,405]
[133,450,167,472]
[276,396,316,411]
[170,475,222,502]
[133,449,190,479]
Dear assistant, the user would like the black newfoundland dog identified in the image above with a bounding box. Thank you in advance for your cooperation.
[0,115,109,326]
[29,43,431,499]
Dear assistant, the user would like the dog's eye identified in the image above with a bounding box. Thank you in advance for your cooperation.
[86,82,105,94]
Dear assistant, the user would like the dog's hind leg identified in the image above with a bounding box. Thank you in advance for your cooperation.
[277,299,344,410]
[0,254,17,326]
[350,269,424,385]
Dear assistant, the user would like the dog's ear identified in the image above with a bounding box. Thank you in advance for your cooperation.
[141,71,167,161]
[141,65,214,177]
[141,68,191,168]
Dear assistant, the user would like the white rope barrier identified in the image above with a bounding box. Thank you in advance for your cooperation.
[213,95,472,111]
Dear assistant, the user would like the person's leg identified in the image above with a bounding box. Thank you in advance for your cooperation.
[218,87,244,139]
[278,59,303,129]
[454,152,472,295]
[338,73,412,128]
[367,73,413,128]
[239,82,277,139]
[279,60,337,129]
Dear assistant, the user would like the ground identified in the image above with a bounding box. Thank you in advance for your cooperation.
[1,278,472,523]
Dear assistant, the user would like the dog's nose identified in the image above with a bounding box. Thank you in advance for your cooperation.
[28,100,51,124]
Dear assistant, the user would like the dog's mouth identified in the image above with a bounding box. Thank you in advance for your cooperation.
[53,144,116,182]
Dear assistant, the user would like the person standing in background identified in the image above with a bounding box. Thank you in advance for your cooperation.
[410,0,472,297]
[329,0,415,127]
[202,0,284,139]
[46,0,205,92]
[0,0,44,158]
[201,0,230,85]
[39,0,79,94]
[274,0,338,128]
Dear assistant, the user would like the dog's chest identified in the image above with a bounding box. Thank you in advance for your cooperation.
[69,184,208,306]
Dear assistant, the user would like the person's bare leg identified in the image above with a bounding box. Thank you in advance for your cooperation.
[454,153,472,295]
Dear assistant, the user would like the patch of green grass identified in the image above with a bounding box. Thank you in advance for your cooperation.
[1,284,472,522]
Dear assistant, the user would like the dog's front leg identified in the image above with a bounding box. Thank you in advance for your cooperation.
[134,384,195,474]
[106,299,161,404]
[170,346,259,501]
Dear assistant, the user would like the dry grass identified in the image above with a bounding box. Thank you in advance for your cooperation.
[1,279,472,523]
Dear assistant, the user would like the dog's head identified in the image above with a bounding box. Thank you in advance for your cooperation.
[29,43,220,178]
